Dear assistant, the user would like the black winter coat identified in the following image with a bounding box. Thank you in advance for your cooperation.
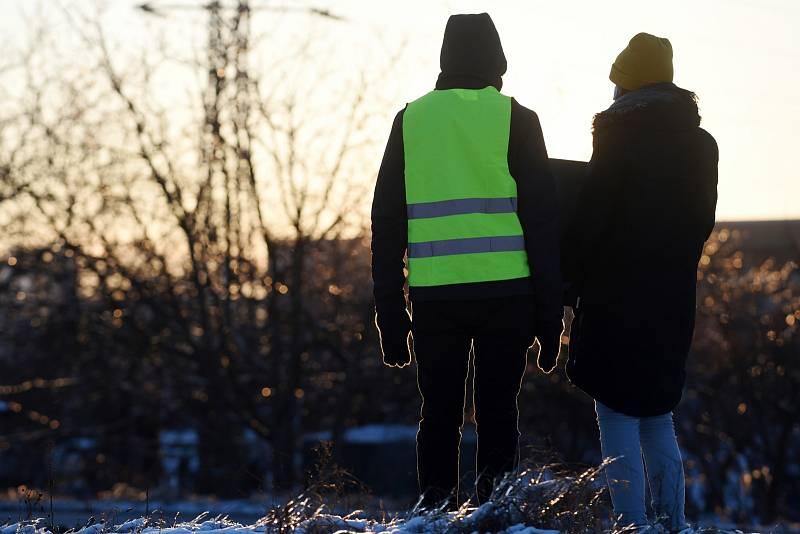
[563,83,718,417]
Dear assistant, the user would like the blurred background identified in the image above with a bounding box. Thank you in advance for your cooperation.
[0,0,798,527]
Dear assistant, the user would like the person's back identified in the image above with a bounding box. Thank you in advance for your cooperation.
[403,87,532,287]
[565,79,718,414]
[371,13,563,507]
[583,84,717,310]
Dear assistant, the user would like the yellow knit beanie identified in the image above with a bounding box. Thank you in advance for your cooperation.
[610,33,674,91]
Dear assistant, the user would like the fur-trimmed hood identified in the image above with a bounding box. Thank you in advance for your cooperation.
[593,83,700,133]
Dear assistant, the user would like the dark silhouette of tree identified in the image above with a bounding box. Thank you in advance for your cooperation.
[0,1,400,494]
[684,227,800,521]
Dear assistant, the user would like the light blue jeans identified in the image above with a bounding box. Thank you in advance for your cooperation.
[595,401,688,530]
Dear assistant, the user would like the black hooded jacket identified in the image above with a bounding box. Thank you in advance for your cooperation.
[371,14,563,330]
[563,83,718,417]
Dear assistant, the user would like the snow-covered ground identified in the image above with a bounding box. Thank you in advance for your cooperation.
[2,465,796,534]
[0,466,594,534]
[2,506,788,534]
[0,508,561,534]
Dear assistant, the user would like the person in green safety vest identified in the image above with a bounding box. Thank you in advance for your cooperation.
[371,13,564,508]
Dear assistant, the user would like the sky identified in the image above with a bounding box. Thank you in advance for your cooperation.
[1,0,799,222]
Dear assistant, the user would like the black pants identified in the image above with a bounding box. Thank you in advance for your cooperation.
[411,295,535,506]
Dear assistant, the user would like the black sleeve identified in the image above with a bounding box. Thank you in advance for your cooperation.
[371,109,409,316]
[562,131,625,290]
[700,130,719,240]
[508,99,563,324]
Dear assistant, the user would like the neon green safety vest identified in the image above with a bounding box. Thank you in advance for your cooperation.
[403,86,531,287]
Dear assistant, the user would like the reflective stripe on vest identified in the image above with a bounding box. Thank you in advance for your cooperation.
[402,87,531,287]
[407,197,517,219]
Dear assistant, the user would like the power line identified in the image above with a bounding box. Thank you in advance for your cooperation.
[136,1,345,21]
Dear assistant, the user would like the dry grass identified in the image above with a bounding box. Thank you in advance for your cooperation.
[3,459,770,534]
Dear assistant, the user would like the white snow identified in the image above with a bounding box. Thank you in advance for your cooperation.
[0,508,561,534]
[304,424,418,444]
[0,505,782,534]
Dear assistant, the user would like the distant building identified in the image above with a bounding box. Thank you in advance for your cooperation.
[159,428,200,497]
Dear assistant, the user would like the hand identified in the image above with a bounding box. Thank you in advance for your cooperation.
[536,318,564,374]
[380,329,412,368]
[375,303,412,368]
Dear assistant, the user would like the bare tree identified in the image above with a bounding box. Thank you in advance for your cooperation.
[0,0,398,492]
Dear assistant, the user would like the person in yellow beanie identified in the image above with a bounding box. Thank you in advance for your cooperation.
[562,33,719,533]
